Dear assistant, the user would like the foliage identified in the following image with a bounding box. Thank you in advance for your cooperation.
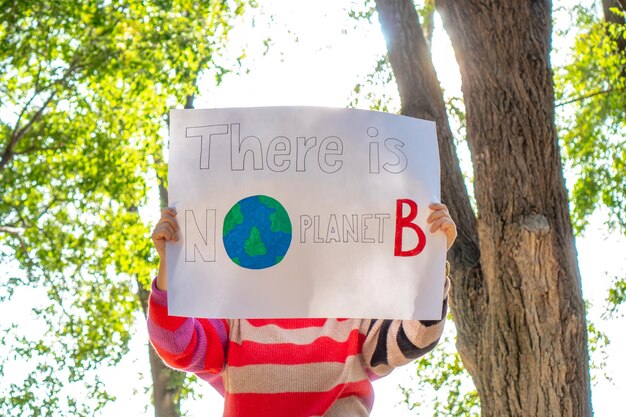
[554,2,626,312]
[586,311,612,384]
[606,273,626,315]
[398,316,610,417]
[0,1,248,415]
[554,4,626,236]
[348,55,400,113]
[399,320,481,417]
[347,0,376,25]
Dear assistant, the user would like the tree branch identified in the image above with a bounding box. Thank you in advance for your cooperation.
[13,143,66,156]
[0,225,25,235]
[0,56,83,171]
[556,87,624,107]
[0,223,34,284]
[0,93,56,171]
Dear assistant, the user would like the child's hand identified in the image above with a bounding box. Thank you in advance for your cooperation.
[152,207,180,259]
[427,203,457,250]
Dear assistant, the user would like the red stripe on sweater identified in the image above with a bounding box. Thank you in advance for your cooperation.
[246,319,328,329]
[227,329,366,366]
[199,319,228,371]
[148,299,187,331]
[154,321,226,373]
[223,380,373,417]
[151,327,199,369]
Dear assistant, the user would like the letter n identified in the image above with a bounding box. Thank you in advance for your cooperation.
[394,199,426,257]
[185,209,216,262]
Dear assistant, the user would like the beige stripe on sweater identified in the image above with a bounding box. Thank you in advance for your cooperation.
[225,355,368,394]
[323,396,369,417]
[228,319,361,345]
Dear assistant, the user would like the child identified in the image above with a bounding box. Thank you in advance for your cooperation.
[148,203,456,417]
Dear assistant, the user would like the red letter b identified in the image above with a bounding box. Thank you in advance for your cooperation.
[394,199,426,257]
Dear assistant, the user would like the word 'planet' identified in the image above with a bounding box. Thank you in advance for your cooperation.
[222,195,292,269]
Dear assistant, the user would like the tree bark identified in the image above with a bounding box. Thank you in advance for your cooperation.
[138,283,182,417]
[375,0,592,416]
[603,0,626,25]
[137,92,198,417]
[136,97,185,415]
[374,0,485,380]
[137,200,182,417]
[603,0,626,84]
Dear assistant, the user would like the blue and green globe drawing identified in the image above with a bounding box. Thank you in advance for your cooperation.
[222,195,292,269]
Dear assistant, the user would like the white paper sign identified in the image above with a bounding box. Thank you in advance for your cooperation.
[167,107,446,319]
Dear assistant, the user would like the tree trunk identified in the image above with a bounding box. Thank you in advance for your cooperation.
[375,0,592,416]
[603,0,626,26]
[137,163,182,417]
[137,179,183,417]
[373,0,485,379]
[137,93,197,417]
[138,283,183,417]
[603,0,626,84]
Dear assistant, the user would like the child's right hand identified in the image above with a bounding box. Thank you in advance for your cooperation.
[152,207,180,260]
[152,208,179,291]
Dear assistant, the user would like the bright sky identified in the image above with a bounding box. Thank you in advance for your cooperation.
[3,0,624,416]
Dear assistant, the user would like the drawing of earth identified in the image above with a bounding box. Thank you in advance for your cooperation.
[222,195,292,269]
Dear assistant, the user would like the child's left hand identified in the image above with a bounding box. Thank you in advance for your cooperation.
[427,203,457,250]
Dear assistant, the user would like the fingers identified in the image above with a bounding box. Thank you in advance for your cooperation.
[161,207,176,216]
[427,203,450,226]
[153,207,179,243]
[428,203,457,250]
[159,210,180,233]
[429,203,448,211]
[427,209,450,225]
[430,217,455,234]
[445,223,457,250]
[153,222,179,241]
[159,216,179,235]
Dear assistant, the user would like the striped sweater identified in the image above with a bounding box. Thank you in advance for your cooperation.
[147,278,449,417]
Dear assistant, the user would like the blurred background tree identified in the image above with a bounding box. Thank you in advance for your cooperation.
[0,1,251,416]
[554,0,626,313]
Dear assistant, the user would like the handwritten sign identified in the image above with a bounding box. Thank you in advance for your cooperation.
[167,107,447,319]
